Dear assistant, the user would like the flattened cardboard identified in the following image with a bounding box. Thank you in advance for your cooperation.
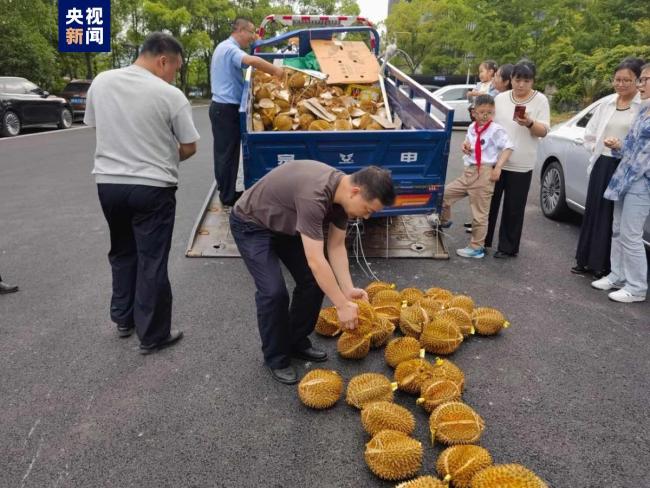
[310,39,380,85]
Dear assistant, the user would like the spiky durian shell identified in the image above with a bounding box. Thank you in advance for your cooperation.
[436,308,474,337]
[436,445,493,488]
[337,331,371,359]
[420,315,463,355]
[396,476,450,488]
[469,464,548,488]
[399,287,425,305]
[354,298,377,324]
[315,307,340,337]
[431,358,465,390]
[429,402,485,445]
[346,373,396,409]
[385,337,422,368]
[395,358,436,395]
[370,316,396,348]
[365,430,423,480]
[375,304,401,325]
[365,281,396,301]
[372,289,402,306]
[444,295,475,315]
[399,305,430,338]
[297,369,343,409]
[425,287,454,303]
[361,401,416,436]
[471,307,510,336]
[417,378,462,413]
[418,296,444,317]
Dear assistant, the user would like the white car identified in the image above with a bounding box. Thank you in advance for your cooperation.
[535,95,649,246]
[431,84,474,125]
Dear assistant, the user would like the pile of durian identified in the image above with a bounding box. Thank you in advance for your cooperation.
[297,280,549,487]
[251,69,401,132]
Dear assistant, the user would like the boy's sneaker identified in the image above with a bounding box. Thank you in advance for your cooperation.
[608,289,646,303]
[591,277,623,291]
[426,214,452,228]
[456,246,485,259]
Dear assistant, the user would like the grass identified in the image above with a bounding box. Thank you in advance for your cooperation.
[550,110,577,126]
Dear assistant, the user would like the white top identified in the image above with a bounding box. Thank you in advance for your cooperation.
[584,93,642,167]
[494,90,551,172]
[463,121,514,166]
[601,108,636,156]
[84,65,200,187]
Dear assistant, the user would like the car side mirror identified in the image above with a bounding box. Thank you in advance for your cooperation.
[41,91,50,98]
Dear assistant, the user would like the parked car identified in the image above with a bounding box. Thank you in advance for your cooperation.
[536,94,649,246]
[0,77,73,137]
[59,79,92,119]
[431,84,474,125]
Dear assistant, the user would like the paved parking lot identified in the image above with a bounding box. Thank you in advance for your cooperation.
[1,107,648,487]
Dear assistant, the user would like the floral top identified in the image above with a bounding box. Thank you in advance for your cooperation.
[604,103,650,201]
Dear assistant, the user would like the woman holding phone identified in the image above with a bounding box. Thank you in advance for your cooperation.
[484,60,550,257]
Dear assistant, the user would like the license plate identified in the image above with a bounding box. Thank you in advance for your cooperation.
[71,97,85,104]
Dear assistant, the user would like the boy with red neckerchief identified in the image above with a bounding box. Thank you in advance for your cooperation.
[439,94,514,259]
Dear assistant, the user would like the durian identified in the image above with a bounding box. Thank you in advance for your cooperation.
[309,120,333,131]
[297,369,343,409]
[372,288,401,306]
[431,358,465,390]
[374,304,401,325]
[334,119,353,130]
[429,402,485,445]
[436,308,474,337]
[337,331,371,359]
[385,337,422,368]
[298,113,315,130]
[396,476,451,488]
[444,295,475,314]
[365,280,396,301]
[425,288,454,303]
[288,72,306,89]
[436,445,493,488]
[418,296,444,316]
[399,304,429,338]
[370,316,395,348]
[395,358,436,395]
[471,308,510,336]
[364,430,423,480]
[361,401,415,436]
[273,114,292,131]
[346,373,396,409]
[315,307,340,337]
[399,287,426,305]
[420,315,463,355]
[417,378,462,413]
[469,464,548,488]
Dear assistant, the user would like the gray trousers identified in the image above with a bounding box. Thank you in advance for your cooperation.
[606,178,650,297]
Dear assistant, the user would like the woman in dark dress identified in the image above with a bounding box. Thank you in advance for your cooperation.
[572,58,644,278]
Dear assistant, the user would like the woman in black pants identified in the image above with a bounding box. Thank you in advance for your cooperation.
[484,61,550,257]
[572,58,644,278]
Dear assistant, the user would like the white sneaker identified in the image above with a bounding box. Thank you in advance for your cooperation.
[608,289,646,303]
[591,277,622,291]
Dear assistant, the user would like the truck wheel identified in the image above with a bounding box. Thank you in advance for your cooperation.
[1,110,21,137]
[58,108,73,129]
[540,160,569,220]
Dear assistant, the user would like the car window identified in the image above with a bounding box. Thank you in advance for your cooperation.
[21,81,41,93]
[576,106,597,128]
[64,82,90,91]
[440,88,469,101]
[1,79,26,94]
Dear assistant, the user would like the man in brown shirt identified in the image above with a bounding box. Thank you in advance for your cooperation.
[230,160,395,384]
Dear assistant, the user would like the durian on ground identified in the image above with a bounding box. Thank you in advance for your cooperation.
[297,369,343,409]
[364,429,423,481]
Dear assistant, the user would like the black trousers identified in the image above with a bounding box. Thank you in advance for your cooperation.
[97,184,176,346]
[229,211,325,369]
[209,102,241,206]
[485,169,533,255]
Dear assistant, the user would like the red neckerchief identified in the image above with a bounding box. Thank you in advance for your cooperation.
[474,120,492,173]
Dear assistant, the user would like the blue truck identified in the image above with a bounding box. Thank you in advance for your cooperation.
[187,16,455,258]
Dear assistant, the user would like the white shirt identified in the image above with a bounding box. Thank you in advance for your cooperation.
[84,65,200,187]
[494,90,551,172]
[463,121,514,166]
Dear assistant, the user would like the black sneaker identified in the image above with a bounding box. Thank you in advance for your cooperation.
[139,329,183,355]
[117,324,135,338]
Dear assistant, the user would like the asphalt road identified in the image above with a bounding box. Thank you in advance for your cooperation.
[1,108,648,488]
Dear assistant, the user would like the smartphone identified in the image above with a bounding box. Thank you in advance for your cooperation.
[513,105,526,120]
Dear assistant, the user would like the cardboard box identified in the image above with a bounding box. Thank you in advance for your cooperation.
[310,39,380,85]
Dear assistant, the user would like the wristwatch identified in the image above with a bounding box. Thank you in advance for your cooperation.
[526,120,534,128]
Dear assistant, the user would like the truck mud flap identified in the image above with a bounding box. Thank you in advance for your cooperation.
[186,182,449,260]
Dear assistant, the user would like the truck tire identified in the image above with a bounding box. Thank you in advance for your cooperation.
[1,110,21,137]
[540,160,569,220]
[58,107,73,129]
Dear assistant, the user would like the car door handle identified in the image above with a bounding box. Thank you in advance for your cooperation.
[573,138,584,145]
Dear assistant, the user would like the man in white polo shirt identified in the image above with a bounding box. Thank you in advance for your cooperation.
[84,32,200,354]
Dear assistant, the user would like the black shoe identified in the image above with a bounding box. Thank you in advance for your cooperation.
[494,251,516,259]
[593,270,608,279]
[0,281,19,294]
[267,365,298,385]
[463,222,472,228]
[139,329,183,355]
[117,324,135,338]
[221,191,243,207]
[292,347,328,362]
[571,265,588,275]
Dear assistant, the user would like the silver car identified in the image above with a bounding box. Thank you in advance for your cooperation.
[536,96,649,246]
